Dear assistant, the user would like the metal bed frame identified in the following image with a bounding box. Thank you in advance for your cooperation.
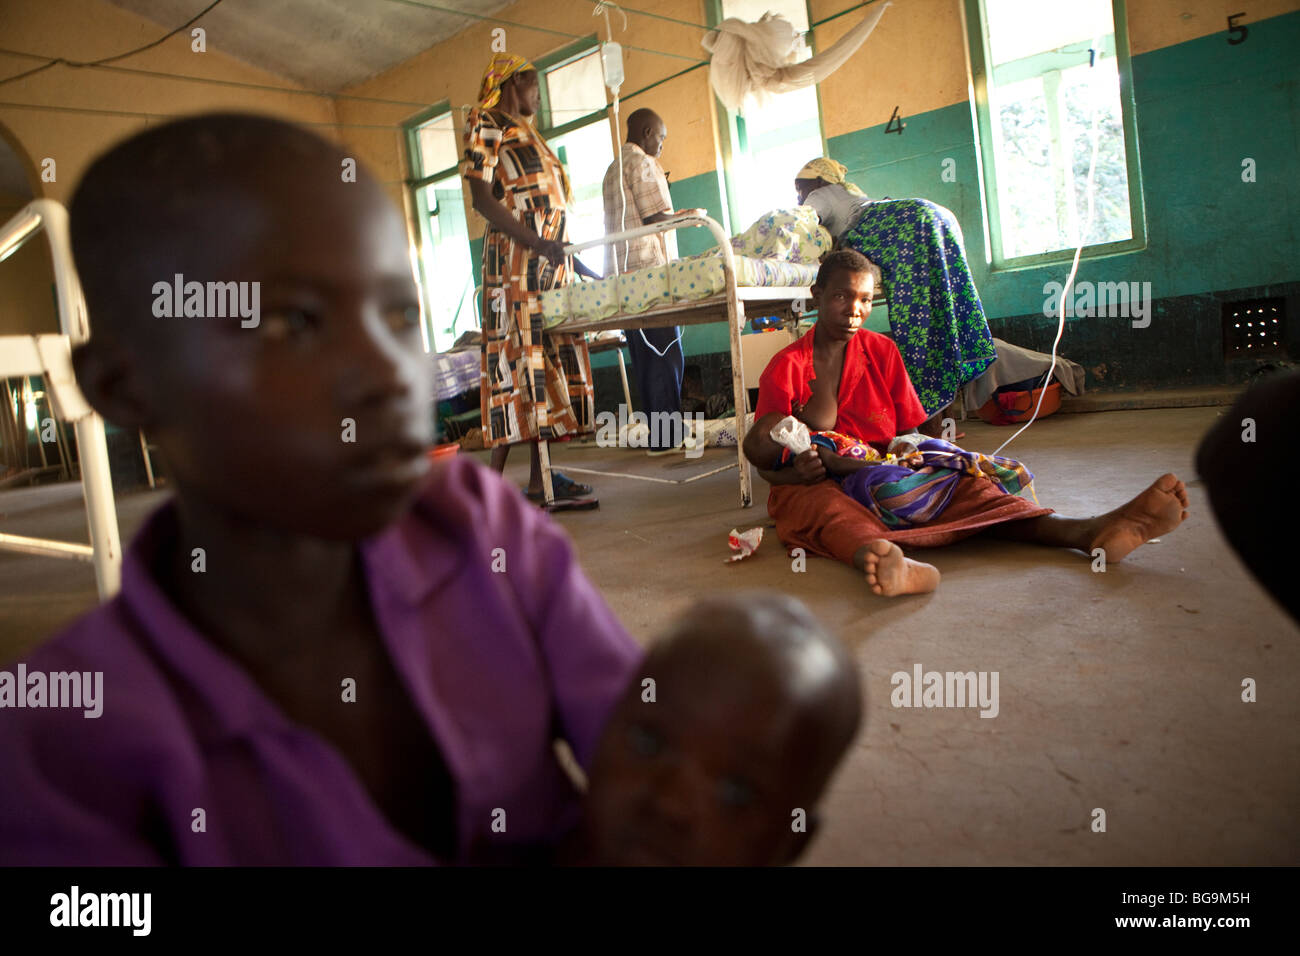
[0,200,123,598]
[540,212,808,509]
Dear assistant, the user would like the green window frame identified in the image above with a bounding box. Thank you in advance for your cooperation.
[404,101,476,353]
[963,0,1147,271]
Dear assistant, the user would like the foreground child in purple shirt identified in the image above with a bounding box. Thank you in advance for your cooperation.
[0,114,641,865]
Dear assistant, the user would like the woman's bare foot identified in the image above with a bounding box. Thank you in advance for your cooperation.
[855,540,941,596]
[1089,473,1190,562]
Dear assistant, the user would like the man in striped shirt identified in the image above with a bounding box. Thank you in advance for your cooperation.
[602,109,700,452]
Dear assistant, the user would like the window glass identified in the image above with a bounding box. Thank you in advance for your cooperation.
[416,111,460,177]
[415,174,476,353]
[549,122,614,276]
[980,0,1135,259]
[540,47,614,275]
[546,50,608,128]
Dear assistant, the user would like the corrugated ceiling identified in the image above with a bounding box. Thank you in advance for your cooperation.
[105,0,517,91]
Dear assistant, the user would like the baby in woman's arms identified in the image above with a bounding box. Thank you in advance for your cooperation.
[764,415,1035,530]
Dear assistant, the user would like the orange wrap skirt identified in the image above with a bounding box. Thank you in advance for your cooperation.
[768,476,1052,564]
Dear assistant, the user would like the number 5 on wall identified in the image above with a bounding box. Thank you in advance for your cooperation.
[1227,12,1248,45]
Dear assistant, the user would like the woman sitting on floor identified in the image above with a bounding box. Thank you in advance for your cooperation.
[795,157,996,426]
[743,250,1190,597]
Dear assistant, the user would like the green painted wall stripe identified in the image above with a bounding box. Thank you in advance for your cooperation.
[825,9,1298,324]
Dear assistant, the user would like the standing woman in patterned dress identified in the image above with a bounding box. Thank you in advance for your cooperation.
[462,53,600,504]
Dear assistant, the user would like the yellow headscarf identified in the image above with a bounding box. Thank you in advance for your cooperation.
[797,158,866,197]
[477,53,534,109]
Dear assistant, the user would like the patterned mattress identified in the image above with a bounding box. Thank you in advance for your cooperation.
[541,251,818,327]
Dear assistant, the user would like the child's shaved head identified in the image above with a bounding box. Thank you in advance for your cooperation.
[69,113,431,540]
[72,113,369,349]
[583,593,861,866]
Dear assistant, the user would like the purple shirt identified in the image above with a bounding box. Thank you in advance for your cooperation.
[0,456,641,865]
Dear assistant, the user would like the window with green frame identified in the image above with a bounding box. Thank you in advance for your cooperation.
[711,0,827,234]
[535,37,614,276]
[965,0,1146,268]
[406,103,475,354]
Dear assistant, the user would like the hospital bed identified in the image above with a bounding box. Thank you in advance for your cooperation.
[539,213,816,509]
[0,200,123,598]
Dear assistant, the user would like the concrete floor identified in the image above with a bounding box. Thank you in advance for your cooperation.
[1,405,1296,864]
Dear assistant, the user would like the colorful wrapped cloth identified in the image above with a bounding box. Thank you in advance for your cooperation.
[779,432,1033,529]
[839,437,1033,529]
[477,53,533,108]
[779,427,887,465]
[810,428,878,460]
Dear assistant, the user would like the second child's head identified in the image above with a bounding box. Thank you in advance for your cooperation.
[69,113,432,541]
[583,594,862,866]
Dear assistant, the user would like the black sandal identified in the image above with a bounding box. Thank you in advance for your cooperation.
[540,497,599,512]
[523,472,593,501]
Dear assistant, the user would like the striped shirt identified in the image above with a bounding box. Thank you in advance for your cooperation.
[603,142,677,274]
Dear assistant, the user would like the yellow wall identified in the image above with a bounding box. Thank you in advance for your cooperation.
[338,0,1300,245]
[0,182,31,220]
[336,0,720,235]
[0,0,339,335]
[0,188,58,337]
[1125,0,1299,54]
[3,0,1294,209]
[812,0,971,141]
[3,0,1295,336]
[0,0,340,201]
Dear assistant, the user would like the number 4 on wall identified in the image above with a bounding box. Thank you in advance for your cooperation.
[885,105,905,135]
[1227,12,1248,45]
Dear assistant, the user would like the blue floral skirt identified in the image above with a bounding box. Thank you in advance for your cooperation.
[841,199,997,415]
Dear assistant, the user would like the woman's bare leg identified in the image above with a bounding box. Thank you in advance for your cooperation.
[985,513,1097,550]
[490,443,510,473]
[988,474,1189,561]
[490,441,545,498]
[527,442,543,495]
[492,441,544,490]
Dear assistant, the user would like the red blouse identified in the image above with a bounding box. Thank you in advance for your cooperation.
[754,328,928,447]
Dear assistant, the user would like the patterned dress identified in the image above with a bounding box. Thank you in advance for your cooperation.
[837,196,998,416]
[462,107,595,447]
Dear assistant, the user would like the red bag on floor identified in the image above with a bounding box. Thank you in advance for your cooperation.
[977,381,1062,426]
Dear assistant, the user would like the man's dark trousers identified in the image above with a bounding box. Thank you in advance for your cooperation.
[627,326,684,451]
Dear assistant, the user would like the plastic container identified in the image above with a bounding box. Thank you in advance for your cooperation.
[428,443,460,461]
[977,381,1062,426]
[600,42,624,91]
